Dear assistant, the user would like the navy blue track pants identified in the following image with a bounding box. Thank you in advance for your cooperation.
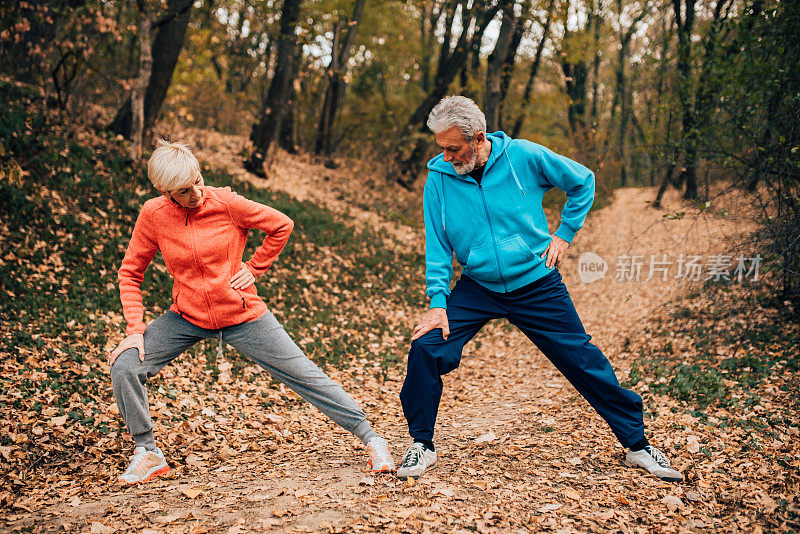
[400,270,645,448]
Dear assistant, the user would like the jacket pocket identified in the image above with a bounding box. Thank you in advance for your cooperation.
[464,235,535,282]
[464,242,498,281]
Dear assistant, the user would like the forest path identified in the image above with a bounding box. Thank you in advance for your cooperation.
[5,163,762,533]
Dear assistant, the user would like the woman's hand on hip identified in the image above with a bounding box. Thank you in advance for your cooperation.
[231,262,256,290]
[109,333,144,366]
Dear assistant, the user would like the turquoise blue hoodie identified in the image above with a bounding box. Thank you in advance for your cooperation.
[424,131,595,309]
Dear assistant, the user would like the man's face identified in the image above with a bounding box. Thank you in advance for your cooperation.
[435,126,484,175]
[161,172,205,208]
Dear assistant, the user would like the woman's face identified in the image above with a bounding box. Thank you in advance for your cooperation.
[162,173,205,208]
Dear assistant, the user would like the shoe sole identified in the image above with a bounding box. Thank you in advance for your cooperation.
[396,461,437,480]
[625,460,683,483]
[368,460,397,474]
[120,464,170,485]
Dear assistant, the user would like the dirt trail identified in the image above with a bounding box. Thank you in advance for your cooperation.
[5,159,761,532]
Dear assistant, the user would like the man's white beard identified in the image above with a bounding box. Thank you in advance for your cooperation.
[452,147,479,175]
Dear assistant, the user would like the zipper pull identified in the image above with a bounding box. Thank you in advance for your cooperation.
[241,296,246,309]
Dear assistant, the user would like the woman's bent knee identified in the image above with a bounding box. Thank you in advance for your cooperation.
[111,347,142,379]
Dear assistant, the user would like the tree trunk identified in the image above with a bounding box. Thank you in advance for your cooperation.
[672,0,698,199]
[590,0,602,123]
[511,0,556,138]
[485,3,517,132]
[612,0,651,187]
[498,0,530,125]
[279,50,301,154]
[109,0,194,138]
[314,0,366,161]
[245,0,302,177]
[393,0,504,187]
[130,3,153,163]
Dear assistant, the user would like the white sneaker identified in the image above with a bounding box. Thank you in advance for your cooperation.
[396,442,437,479]
[366,437,396,473]
[118,446,170,485]
[626,445,683,482]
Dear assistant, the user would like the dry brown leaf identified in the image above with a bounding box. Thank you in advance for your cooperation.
[181,487,204,499]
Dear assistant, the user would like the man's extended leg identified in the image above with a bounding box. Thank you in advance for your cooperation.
[400,276,502,444]
[504,270,646,448]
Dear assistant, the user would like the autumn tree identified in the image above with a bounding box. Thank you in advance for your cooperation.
[315,0,367,164]
[109,0,194,139]
[244,0,302,177]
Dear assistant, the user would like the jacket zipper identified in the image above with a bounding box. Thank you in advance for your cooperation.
[478,183,507,292]
[186,210,219,329]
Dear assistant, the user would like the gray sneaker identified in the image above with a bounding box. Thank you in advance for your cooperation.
[626,445,683,482]
[396,442,437,479]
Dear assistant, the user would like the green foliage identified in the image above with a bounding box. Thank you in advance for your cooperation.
[623,289,799,412]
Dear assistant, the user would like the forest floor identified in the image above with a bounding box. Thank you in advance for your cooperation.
[2,120,798,533]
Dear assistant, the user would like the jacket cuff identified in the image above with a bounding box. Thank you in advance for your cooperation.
[125,324,146,336]
[430,292,448,310]
[244,260,264,277]
[554,225,576,244]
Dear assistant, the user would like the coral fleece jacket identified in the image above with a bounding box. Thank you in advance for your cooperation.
[118,186,293,335]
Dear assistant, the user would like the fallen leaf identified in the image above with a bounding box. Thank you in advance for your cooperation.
[90,523,114,534]
[661,495,683,512]
[181,487,203,499]
[565,488,580,500]
[686,435,701,454]
[50,415,68,426]
[538,503,562,513]
[475,431,496,444]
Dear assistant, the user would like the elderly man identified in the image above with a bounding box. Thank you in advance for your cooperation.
[396,96,682,482]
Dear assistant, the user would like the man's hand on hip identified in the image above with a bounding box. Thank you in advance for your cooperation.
[412,307,449,341]
[542,235,569,269]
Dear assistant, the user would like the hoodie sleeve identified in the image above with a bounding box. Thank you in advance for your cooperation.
[226,192,294,276]
[118,205,159,336]
[536,144,595,243]
[423,172,453,309]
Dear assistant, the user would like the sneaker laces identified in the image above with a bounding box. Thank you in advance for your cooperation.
[646,446,671,468]
[401,444,423,468]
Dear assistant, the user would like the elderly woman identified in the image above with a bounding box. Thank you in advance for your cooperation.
[109,140,394,484]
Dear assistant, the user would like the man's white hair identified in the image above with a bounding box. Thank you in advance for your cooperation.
[426,96,487,141]
[147,139,200,191]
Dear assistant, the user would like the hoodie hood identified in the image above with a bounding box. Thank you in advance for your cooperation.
[427,131,513,177]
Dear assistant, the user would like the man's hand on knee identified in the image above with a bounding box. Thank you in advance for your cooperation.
[412,307,449,341]
[109,333,145,367]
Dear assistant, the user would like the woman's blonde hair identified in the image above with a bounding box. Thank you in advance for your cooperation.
[147,139,200,191]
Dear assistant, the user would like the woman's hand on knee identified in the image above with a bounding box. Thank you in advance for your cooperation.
[412,307,449,341]
[109,333,145,367]
[231,262,255,290]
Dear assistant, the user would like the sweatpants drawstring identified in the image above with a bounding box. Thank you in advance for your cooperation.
[217,331,223,361]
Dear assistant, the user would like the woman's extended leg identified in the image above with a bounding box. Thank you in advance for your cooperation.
[222,311,395,471]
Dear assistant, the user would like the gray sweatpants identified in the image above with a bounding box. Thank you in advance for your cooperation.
[111,310,376,449]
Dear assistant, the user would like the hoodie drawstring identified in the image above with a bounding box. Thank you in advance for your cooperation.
[504,151,526,195]
[440,172,447,233]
